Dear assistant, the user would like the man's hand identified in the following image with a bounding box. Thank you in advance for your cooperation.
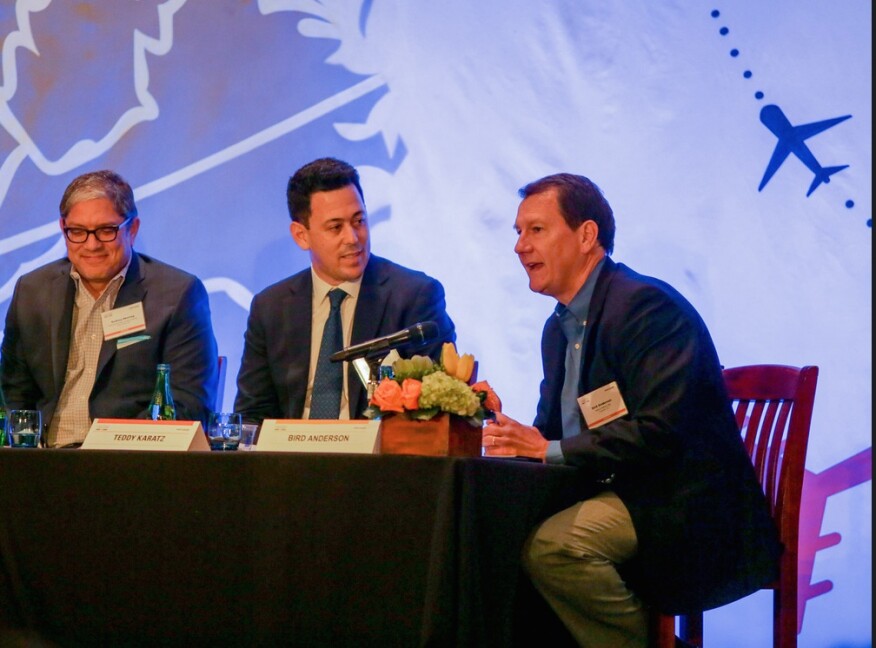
[482,411,549,461]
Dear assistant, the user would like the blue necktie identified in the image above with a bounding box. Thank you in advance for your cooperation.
[310,288,346,419]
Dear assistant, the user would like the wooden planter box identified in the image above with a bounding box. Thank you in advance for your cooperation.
[379,412,482,457]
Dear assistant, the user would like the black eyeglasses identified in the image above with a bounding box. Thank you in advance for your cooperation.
[63,217,133,243]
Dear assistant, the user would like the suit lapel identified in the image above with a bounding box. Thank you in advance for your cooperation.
[580,257,617,392]
[49,262,75,393]
[351,257,389,343]
[286,271,313,417]
[540,316,566,438]
[348,257,390,414]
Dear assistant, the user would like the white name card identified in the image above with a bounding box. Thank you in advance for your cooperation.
[256,419,379,454]
[81,419,209,451]
[578,381,629,429]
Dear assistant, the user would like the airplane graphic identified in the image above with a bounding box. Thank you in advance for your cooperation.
[758,104,851,197]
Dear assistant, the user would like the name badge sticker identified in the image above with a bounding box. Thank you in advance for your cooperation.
[578,381,629,429]
[102,302,147,341]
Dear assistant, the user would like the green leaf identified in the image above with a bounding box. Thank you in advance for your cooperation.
[363,405,381,420]
[465,410,485,427]
[409,407,440,421]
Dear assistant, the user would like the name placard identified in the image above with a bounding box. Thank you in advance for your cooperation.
[81,419,209,451]
[256,419,379,454]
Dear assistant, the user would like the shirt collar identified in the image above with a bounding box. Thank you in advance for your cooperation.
[554,257,606,327]
[69,257,132,301]
[310,268,362,303]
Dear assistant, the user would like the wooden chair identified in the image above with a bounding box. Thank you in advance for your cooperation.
[653,364,819,648]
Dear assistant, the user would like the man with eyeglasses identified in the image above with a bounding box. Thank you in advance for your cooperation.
[0,170,218,447]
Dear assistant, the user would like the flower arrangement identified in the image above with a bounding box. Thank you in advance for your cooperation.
[365,342,502,427]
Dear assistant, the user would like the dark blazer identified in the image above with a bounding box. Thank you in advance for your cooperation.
[534,257,781,615]
[1,253,219,431]
[234,254,455,422]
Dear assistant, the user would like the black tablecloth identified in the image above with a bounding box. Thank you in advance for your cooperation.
[0,451,589,647]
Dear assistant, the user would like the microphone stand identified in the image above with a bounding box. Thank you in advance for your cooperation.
[363,350,391,402]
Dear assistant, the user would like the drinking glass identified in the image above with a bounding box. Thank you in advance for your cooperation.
[206,412,242,451]
[239,424,257,451]
[7,410,42,448]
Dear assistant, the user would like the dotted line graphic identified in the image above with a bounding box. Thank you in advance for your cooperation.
[710,9,869,228]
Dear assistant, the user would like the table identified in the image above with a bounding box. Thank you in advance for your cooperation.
[0,451,590,647]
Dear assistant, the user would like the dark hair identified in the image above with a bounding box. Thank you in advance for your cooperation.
[59,170,138,221]
[518,173,615,255]
[286,157,364,226]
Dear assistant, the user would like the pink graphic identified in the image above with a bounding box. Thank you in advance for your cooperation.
[797,447,872,633]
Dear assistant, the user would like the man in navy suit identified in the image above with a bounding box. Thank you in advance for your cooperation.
[1,170,219,447]
[483,173,780,647]
[234,157,455,422]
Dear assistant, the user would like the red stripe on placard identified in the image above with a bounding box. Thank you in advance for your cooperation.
[107,324,146,338]
[588,407,628,427]
[94,418,196,426]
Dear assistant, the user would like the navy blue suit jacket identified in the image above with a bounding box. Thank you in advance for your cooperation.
[1,253,219,430]
[534,257,781,614]
[234,255,455,422]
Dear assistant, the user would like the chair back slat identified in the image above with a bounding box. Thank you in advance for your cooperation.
[761,399,782,507]
[735,401,752,447]
[755,400,777,485]
[739,400,759,456]
[766,401,794,508]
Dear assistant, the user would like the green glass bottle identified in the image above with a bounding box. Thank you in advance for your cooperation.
[149,363,177,421]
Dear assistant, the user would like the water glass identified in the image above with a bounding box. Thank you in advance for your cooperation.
[207,412,242,451]
[239,424,257,451]
[7,410,42,448]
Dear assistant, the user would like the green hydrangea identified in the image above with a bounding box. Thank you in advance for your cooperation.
[418,371,480,417]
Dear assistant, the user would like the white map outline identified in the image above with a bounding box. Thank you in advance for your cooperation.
[0,0,187,181]
[0,0,387,315]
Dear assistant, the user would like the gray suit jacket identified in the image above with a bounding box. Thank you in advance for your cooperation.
[1,253,219,433]
[234,255,455,422]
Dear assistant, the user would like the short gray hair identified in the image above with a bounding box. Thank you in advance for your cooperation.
[59,170,138,220]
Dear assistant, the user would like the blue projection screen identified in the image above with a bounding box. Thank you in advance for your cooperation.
[0,2,870,646]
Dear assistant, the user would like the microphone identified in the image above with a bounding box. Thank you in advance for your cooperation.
[330,321,440,363]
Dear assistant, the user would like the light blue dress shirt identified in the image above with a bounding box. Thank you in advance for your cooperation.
[545,258,605,464]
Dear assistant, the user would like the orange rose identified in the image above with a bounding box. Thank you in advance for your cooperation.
[371,378,404,413]
[401,378,422,410]
[472,381,502,413]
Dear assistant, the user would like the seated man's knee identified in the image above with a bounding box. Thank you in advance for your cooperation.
[523,515,570,581]
[522,528,546,578]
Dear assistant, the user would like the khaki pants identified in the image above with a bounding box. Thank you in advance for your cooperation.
[522,491,648,647]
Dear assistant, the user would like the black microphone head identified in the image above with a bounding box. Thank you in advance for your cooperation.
[329,321,442,363]
[411,321,440,344]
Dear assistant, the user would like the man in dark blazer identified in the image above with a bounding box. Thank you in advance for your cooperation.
[234,157,455,422]
[483,173,780,647]
[1,170,218,447]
